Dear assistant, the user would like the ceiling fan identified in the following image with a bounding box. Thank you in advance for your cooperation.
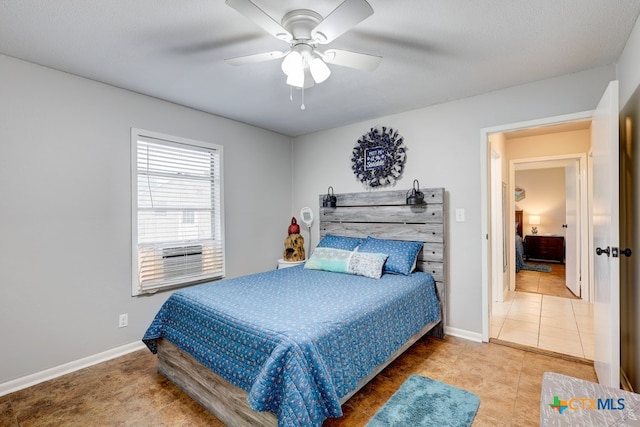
[225,0,382,91]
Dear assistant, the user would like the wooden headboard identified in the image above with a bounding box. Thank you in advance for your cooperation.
[318,187,446,337]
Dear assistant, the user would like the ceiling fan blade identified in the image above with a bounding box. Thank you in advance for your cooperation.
[225,50,287,66]
[225,0,292,42]
[323,49,382,71]
[311,0,374,44]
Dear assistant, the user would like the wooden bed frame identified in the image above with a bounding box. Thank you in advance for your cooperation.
[156,187,447,426]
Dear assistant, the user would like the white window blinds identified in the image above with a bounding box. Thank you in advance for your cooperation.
[131,129,224,295]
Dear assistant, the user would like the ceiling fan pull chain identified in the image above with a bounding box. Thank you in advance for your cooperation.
[301,87,306,110]
[289,85,293,101]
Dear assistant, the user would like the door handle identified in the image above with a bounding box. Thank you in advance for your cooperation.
[621,248,633,257]
[596,247,610,256]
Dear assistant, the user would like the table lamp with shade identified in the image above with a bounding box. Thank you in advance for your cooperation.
[529,215,540,235]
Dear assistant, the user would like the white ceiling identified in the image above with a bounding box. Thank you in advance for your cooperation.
[1,1,639,137]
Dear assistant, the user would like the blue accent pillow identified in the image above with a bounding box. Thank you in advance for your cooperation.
[317,234,364,251]
[358,236,423,275]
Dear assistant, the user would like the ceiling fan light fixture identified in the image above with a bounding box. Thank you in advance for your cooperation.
[302,67,315,88]
[286,67,305,88]
[281,50,303,76]
[225,0,382,94]
[309,56,331,83]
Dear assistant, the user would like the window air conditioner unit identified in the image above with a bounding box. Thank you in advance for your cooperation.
[161,244,203,279]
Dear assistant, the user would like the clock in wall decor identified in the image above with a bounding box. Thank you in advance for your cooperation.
[351,126,406,188]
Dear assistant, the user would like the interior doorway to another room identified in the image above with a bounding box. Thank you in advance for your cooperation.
[482,114,595,360]
[510,155,588,301]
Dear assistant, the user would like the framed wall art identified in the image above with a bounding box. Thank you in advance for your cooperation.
[351,126,406,188]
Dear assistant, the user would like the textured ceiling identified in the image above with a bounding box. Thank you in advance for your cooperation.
[1,1,639,136]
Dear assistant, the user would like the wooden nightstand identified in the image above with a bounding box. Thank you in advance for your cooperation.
[524,235,564,263]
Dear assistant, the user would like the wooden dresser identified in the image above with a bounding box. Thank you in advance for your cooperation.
[524,235,564,263]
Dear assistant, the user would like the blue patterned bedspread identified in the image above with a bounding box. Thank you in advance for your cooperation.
[142,266,440,427]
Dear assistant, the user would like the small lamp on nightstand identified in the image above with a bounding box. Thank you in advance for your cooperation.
[529,215,540,235]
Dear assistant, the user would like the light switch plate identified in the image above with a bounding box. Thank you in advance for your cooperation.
[455,208,465,222]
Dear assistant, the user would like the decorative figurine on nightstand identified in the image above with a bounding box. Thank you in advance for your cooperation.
[288,217,300,235]
[284,217,305,262]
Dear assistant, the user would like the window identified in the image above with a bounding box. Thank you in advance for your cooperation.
[131,129,224,296]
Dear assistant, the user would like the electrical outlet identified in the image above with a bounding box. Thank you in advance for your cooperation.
[119,313,128,328]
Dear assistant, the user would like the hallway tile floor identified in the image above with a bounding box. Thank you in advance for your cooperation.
[491,262,594,360]
[491,291,594,360]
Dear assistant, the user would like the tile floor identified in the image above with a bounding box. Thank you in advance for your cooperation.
[0,336,597,427]
[491,263,595,360]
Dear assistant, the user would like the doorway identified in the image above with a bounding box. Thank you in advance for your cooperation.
[480,111,595,357]
[496,151,593,359]
[510,154,589,300]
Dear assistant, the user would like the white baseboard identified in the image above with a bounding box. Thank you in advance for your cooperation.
[445,326,483,342]
[0,341,147,397]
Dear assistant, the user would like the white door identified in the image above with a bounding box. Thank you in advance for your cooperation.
[565,160,580,296]
[592,80,620,388]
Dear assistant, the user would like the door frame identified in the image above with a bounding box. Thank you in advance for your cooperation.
[480,110,594,342]
[490,150,505,303]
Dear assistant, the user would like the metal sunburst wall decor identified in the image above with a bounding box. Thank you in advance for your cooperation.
[351,126,406,188]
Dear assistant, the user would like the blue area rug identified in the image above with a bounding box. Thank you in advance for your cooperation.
[521,263,552,273]
[366,375,480,427]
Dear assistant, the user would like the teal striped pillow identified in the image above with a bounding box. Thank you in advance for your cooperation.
[304,247,351,273]
[304,248,388,279]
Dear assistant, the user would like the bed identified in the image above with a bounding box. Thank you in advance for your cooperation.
[142,187,447,427]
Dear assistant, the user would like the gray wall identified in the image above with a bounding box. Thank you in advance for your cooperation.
[0,54,292,384]
[618,17,640,108]
[291,65,616,338]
